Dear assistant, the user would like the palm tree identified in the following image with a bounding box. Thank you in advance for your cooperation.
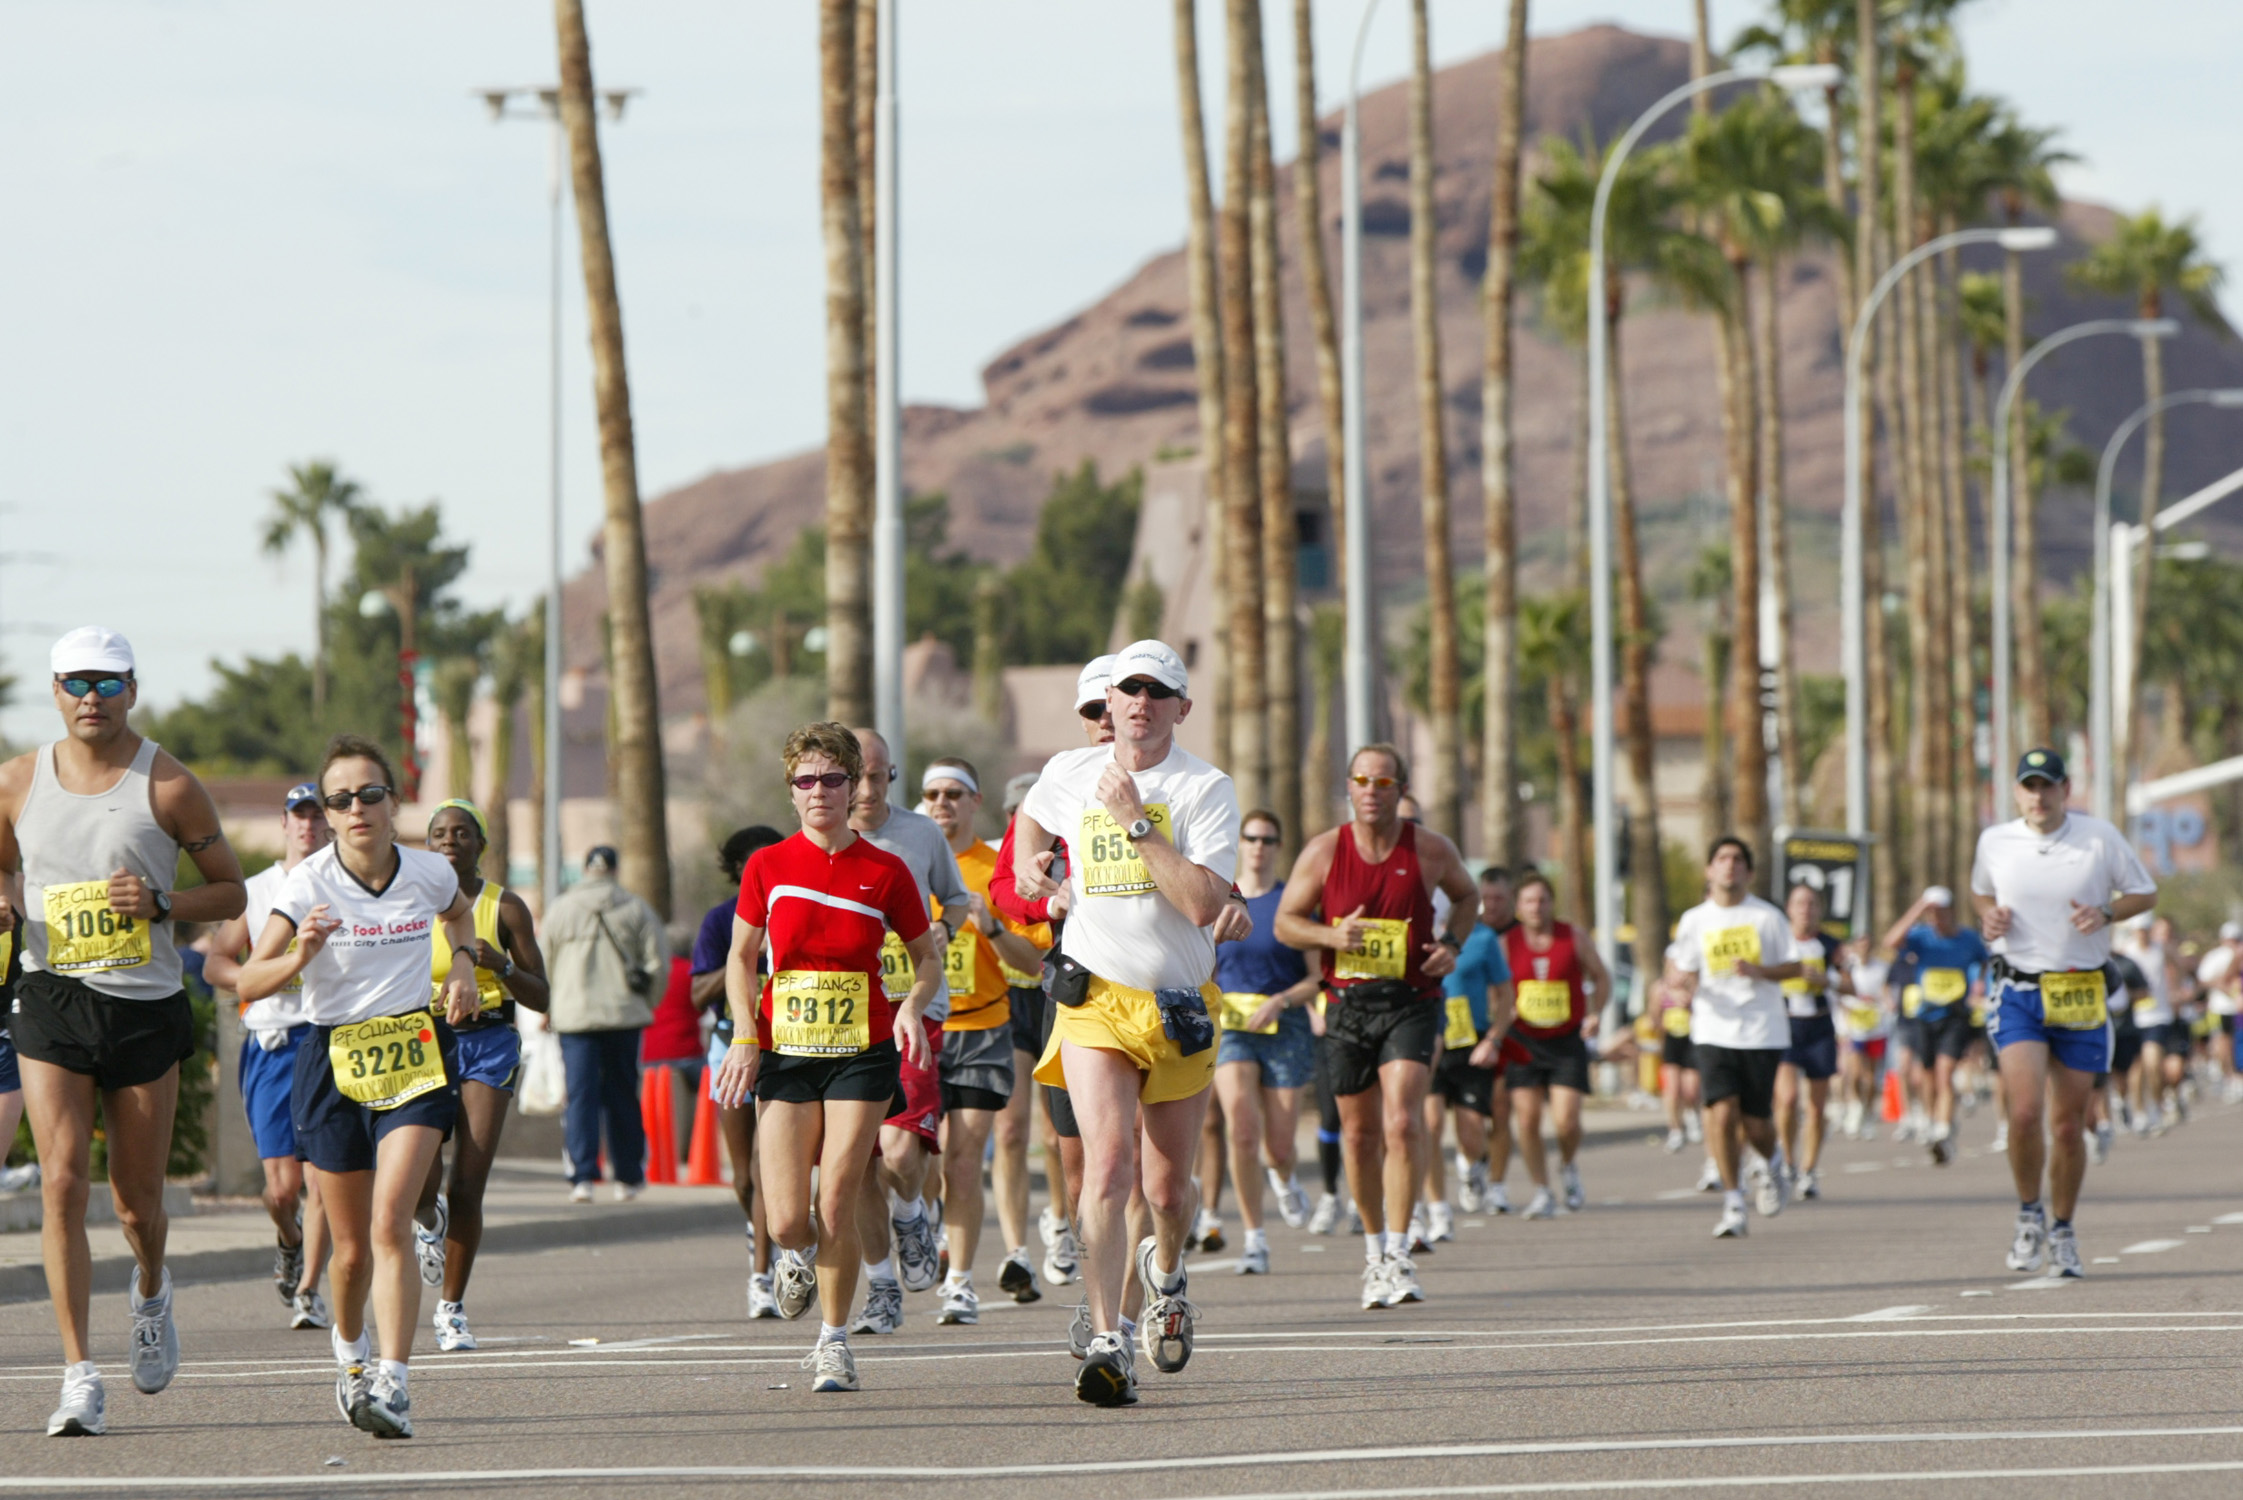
[484,612,536,885]
[1248,11,1300,849]
[854,0,878,423]
[1520,593,1591,930]
[1733,0,1860,313]
[1854,0,1897,929]
[2069,208,2234,782]
[1220,0,1267,809]
[556,0,671,916]
[1691,543,1735,841]
[1173,0,1232,760]
[817,0,873,729]
[1479,0,1530,869]
[1305,603,1345,839]
[434,655,482,808]
[1291,0,1347,585]
[262,460,363,711]
[693,584,746,732]
[1408,0,1461,839]
[517,604,549,896]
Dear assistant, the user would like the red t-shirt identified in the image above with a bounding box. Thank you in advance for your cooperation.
[737,830,930,1054]
[1502,920,1588,1037]
[640,956,703,1063]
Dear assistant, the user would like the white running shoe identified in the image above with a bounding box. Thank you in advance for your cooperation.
[1308,1192,1343,1236]
[1454,1155,1483,1213]
[1427,1201,1455,1242]
[1042,1216,1081,1286]
[936,1280,979,1325]
[1696,1157,1723,1192]
[1067,1301,1094,1360]
[128,1267,179,1395]
[291,1292,333,1331]
[1752,1161,1787,1219]
[2006,1205,2049,1273]
[1134,1237,1197,1373]
[1189,1208,1226,1254]
[1521,1188,1557,1220]
[747,1273,780,1320]
[569,1182,595,1204]
[1683,1110,1703,1145]
[433,1300,477,1352]
[46,1365,104,1437]
[1989,1120,2010,1153]
[849,1278,902,1335]
[998,1247,1042,1303]
[356,1370,412,1438]
[893,1213,941,1292]
[1270,1168,1312,1229]
[773,1248,819,1320]
[335,1362,371,1428]
[1841,1099,1865,1138]
[1407,1206,1433,1254]
[1487,1182,1513,1215]
[1663,1127,1686,1154]
[1560,1162,1585,1213]
[1235,1240,1270,1275]
[1382,1254,1424,1306]
[1360,1258,1389,1309]
[2049,1222,2084,1278]
[803,1338,860,1393]
[2086,1126,2108,1165]
[613,1181,641,1202]
[1799,1168,1821,1201]
[414,1195,448,1287]
[1713,1200,1749,1238]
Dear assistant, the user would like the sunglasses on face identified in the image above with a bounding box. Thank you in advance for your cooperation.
[57,675,130,700]
[926,786,973,803]
[1241,832,1281,846]
[1113,678,1180,701]
[1350,774,1400,789]
[322,785,392,811]
[1077,702,1111,721]
[791,771,851,790]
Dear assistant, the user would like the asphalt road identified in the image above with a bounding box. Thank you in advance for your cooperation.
[7,1095,2243,1498]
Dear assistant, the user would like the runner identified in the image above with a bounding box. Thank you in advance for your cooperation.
[1429,865,1515,1226]
[710,723,939,1393]
[1835,937,1889,1140]
[1014,639,1240,1405]
[1669,837,1802,1238]
[1,627,246,1437]
[1275,743,1477,1310]
[987,773,1058,1303]
[1972,748,2157,1278]
[2114,914,2182,1133]
[693,827,785,1317]
[2092,948,2152,1163]
[1211,809,1320,1275]
[202,782,336,1330]
[405,800,548,1352]
[1498,871,1607,1219]
[1773,883,1847,1199]
[1877,886,1987,1165]
[1,906,23,1195]
[1653,968,1702,1153]
[237,734,480,1439]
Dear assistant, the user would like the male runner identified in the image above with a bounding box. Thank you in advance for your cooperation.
[1432,866,1515,1220]
[1276,745,1476,1310]
[202,782,335,1329]
[988,772,1058,1301]
[2114,914,2183,1133]
[1773,883,1847,1199]
[1975,749,2156,1277]
[1878,886,1986,1165]
[1014,639,1240,1406]
[1497,871,1607,1219]
[1670,837,1801,1238]
[0,628,246,1435]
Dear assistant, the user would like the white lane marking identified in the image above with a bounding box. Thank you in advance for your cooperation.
[2122,1239,2186,1254]
[1300,1244,1327,1252]
[1848,1306,1931,1321]
[2213,1211,2243,1225]
[2094,1257,2122,1264]
[2189,1226,2213,1234]
[2007,1276,2075,1290]
[1173,1463,2243,1499]
[563,1333,731,1350]
[1959,1290,1994,1297]
[1656,1188,1699,1200]
[1194,1258,1241,1273]
[1843,1163,1884,1174]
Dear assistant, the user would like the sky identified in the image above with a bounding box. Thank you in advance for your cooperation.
[1,0,2236,743]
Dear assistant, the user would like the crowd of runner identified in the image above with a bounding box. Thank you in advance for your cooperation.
[1,628,2225,1430]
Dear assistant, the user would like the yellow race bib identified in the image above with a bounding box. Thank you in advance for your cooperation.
[0,927,12,978]
[1844,1002,1882,1033]
[1077,804,1173,897]
[771,970,872,1056]
[1220,991,1278,1035]
[878,932,913,1000]
[1443,994,1478,1049]
[1922,967,1967,1005]
[1701,924,1760,978]
[1335,917,1411,981]
[328,1012,445,1111]
[2039,970,2108,1030]
[1662,1006,1692,1037]
[1902,985,1924,1018]
[41,880,151,974]
[2132,998,2158,1028]
[943,924,977,995]
[1516,979,1572,1028]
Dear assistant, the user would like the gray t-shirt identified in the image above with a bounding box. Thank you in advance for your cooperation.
[858,804,968,1022]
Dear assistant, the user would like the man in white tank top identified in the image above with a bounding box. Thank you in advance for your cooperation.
[0,627,247,1437]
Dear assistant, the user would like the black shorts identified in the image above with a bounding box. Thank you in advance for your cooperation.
[1008,984,1049,1056]
[1918,1006,1974,1061]
[939,1019,1014,1111]
[757,1037,903,1106]
[8,971,195,1092]
[1432,1046,1499,1114]
[1892,1016,1926,1058]
[1505,1030,1591,1094]
[1660,1032,1696,1070]
[1322,990,1442,1097]
[1696,1043,1783,1119]
[293,1017,460,1175]
[2110,1027,2143,1076]
[1783,1014,1839,1081]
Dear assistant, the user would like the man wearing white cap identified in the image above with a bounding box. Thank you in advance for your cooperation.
[1877,884,1988,1166]
[0,627,247,1435]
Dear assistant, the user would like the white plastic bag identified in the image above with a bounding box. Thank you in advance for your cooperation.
[517,1023,567,1116]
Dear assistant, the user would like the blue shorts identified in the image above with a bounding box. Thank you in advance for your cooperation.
[1215,1011,1317,1090]
[1782,1014,1839,1081]
[292,1018,460,1175]
[240,1025,311,1159]
[0,1033,19,1094]
[1989,976,2113,1075]
[453,1022,523,1093]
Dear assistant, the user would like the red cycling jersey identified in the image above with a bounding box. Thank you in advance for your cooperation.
[737,830,930,1053]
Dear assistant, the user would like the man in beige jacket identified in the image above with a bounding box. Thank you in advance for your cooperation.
[542,847,666,1203]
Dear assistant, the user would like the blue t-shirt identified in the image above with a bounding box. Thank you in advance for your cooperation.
[691,899,735,977]
[1214,887,1309,997]
[1442,922,1515,1032]
[1897,923,1988,1016]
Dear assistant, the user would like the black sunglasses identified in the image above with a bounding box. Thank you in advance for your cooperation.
[57,675,130,700]
[925,786,973,802]
[791,771,851,790]
[1241,832,1281,846]
[1077,701,1112,721]
[1113,677,1180,701]
[322,785,392,811]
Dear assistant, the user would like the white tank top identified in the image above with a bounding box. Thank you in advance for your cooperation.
[17,737,184,1000]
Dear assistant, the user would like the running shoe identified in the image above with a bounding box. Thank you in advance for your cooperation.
[2138,1105,2162,1137]
[1989,1120,2010,1154]
[1520,1188,1557,1220]
[2086,1125,2108,1165]
[1075,1332,1138,1407]
[1840,1100,1864,1138]
[1307,1192,1343,1236]
[0,1162,40,1193]
[849,1278,903,1335]
[414,1195,449,1288]
[1360,1259,1389,1309]
[1696,1157,1723,1192]
[1460,1157,1490,1213]
[128,1266,179,1395]
[937,1281,979,1326]
[1487,1182,1513,1215]
[291,1292,332,1331]
[1039,1204,1065,1251]
[1427,1201,1455,1242]
[1893,1115,1916,1144]
[276,1236,305,1304]
[335,1362,371,1427]
[1382,1254,1424,1306]
[2094,1121,2116,1161]
[802,1338,859,1393]
[1798,1168,1821,1201]
[1407,1206,1433,1254]
[773,1247,819,1320]
[1345,1200,1364,1235]
[1235,1240,1269,1275]
[1927,1126,1953,1167]
[1134,1236,1197,1373]
[2005,1205,2049,1273]
[748,1274,780,1320]
[613,1181,642,1202]
[1068,1301,1094,1360]
[1752,1161,1787,1219]
[1043,1218,1081,1288]
[433,1300,477,1352]
[2048,1222,2084,1279]
[893,1212,941,1293]
[46,1365,104,1437]
[569,1182,595,1204]
[1560,1162,1585,1213]
[1190,1208,1226,1255]
[1663,1127,1686,1154]
[1270,1168,1312,1229]
[998,1247,1042,1303]
[356,1370,412,1438]
[1713,1200,1749,1238]
[1683,1110,1703,1145]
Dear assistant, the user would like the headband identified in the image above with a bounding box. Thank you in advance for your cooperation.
[922,764,978,796]
[430,798,489,839]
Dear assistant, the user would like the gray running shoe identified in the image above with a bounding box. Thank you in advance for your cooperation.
[291,1292,332,1331]
[335,1362,370,1426]
[46,1366,104,1437]
[803,1338,860,1393]
[936,1281,979,1326]
[414,1196,448,1288]
[1713,1200,1749,1238]
[893,1213,941,1293]
[1042,1218,1081,1287]
[2049,1222,2085,1279]
[1308,1192,1343,1236]
[357,1370,412,1438]
[276,1237,304,1303]
[1561,1162,1586,1213]
[433,1300,477,1352]
[1270,1169,1311,1229]
[1067,1301,1094,1359]
[747,1274,781,1320]
[1382,1254,1424,1306]
[128,1267,179,1395]
[773,1248,819,1320]
[1133,1237,1197,1373]
[849,1278,903,1335]
[1074,1332,1137,1407]
[1521,1188,1557,1221]
[2006,1205,2048,1273]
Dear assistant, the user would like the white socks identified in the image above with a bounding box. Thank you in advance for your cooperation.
[818,1323,847,1345]
[332,1326,371,1367]
[1244,1227,1268,1253]
[864,1255,896,1284]
[1364,1232,1384,1264]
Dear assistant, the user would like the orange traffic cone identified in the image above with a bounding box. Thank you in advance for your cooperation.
[685,1070,726,1187]
[642,1065,679,1184]
[1881,1067,1904,1124]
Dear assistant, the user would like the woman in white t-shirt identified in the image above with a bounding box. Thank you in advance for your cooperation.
[237,735,478,1441]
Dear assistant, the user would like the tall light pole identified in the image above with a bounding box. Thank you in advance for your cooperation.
[1340,0,1386,751]
[1988,315,2176,783]
[1840,225,2055,837]
[478,83,636,910]
[871,0,906,792]
[1585,61,1836,972]
[2090,388,2243,821]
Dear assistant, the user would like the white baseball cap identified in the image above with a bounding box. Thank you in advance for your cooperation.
[2220,921,2242,942]
[1110,638,1189,696]
[51,626,135,677]
[1075,654,1118,711]
[1922,885,1953,908]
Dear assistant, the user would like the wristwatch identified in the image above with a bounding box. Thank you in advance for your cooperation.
[1434,932,1462,952]
[497,953,517,980]
[1128,817,1155,842]
[151,890,173,923]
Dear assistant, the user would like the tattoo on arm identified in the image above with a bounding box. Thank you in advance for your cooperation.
[183,832,222,853]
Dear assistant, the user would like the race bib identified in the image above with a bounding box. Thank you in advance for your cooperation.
[1662,1006,1692,1038]
[1700,924,1760,978]
[1922,968,1967,1005]
[0,926,12,978]
[942,924,977,995]
[1843,1001,1882,1034]
[771,970,872,1057]
[328,1011,445,1111]
[1901,985,1924,1019]
[2039,970,2108,1031]
[1516,979,1571,1028]
[1077,804,1173,897]
[2132,997,2158,1028]
[1969,1001,1988,1028]
[1220,991,1278,1035]
[1443,994,1478,1049]
[42,880,151,974]
[878,932,913,1000]
[1335,917,1410,980]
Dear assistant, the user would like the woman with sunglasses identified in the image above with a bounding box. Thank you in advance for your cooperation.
[409,799,547,1353]
[237,735,481,1439]
[712,722,941,1394]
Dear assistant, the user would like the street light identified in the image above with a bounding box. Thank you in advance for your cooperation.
[1840,224,2056,837]
[871,0,905,796]
[1584,60,1838,973]
[1339,0,1388,750]
[1988,315,2177,783]
[2089,388,2243,820]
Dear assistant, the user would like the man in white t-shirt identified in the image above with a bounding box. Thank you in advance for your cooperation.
[2198,924,2242,1101]
[1669,837,1802,1240]
[1971,748,2156,1278]
[1014,639,1241,1408]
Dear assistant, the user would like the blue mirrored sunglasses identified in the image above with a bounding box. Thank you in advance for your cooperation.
[57,675,129,700]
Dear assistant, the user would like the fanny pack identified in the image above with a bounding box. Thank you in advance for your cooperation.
[1330,978,1426,1011]
[1153,986,1214,1056]
[1049,953,1094,1008]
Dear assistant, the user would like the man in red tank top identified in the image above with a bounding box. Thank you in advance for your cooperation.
[1498,872,1612,1220]
[1277,744,1477,1311]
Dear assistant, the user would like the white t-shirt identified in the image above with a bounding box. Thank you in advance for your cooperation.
[2114,931,2173,1024]
[239,861,312,1036]
[2197,945,2240,1016]
[1840,957,1891,1039]
[1672,894,1797,1050]
[1969,813,2156,975]
[1020,740,1240,992]
[273,844,464,1027]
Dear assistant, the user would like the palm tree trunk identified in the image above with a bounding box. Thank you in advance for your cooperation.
[854,0,877,420]
[1409,0,1461,839]
[2004,241,2048,751]
[1717,272,1768,885]
[1609,314,1668,990]
[1874,281,1913,896]
[1174,0,1232,766]
[1291,0,1346,578]
[817,0,873,729]
[524,607,548,903]
[1939,234,1978,870]
[1479,0,1529,868]
[1221,0,1268,811]
[1701,604,1732,841]
[312,530,330,712]
[556,0,671,917]
[1689,0,1713,102]
[1820,77,1855,320]
[1248,13,1300,851]
[486,678,519,885]
[2121,313,2167,784]
[1856,0,1896,932]
[1892,58,1940,902]
[1550,665,1591,932]
[1757,249,1804,829]
[1306,607,1342,838]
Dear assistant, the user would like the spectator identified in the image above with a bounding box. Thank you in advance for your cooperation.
[543,846,666,1203]
[640,929,705,1162]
